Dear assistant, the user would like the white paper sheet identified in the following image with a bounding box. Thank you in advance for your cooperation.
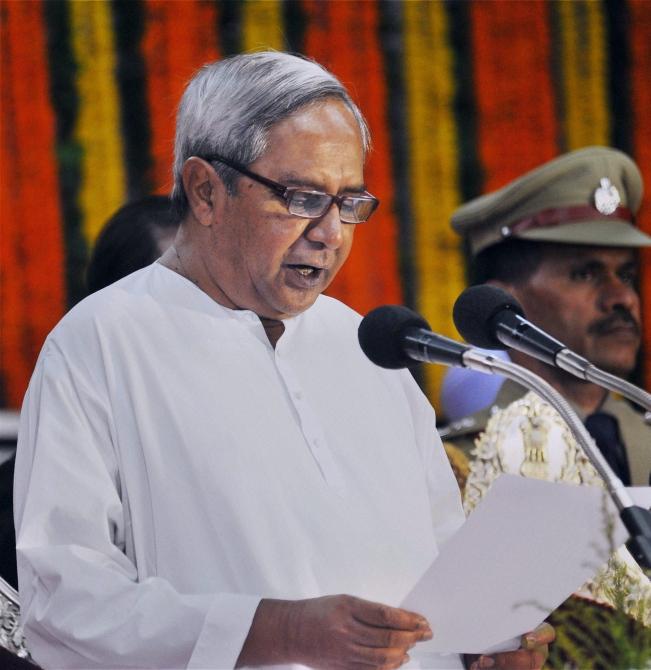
[402,474,634,654]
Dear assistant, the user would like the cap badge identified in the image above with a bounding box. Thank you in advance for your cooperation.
[594,177,620,215]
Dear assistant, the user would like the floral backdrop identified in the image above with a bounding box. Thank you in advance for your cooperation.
[2,0,650,412]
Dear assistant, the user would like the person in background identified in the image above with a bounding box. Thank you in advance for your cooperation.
[443,146,651,488]
[445,146,651,667]
[14,52,552,670]
[86,195,179,293]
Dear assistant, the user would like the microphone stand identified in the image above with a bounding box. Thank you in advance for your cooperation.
[399,327,651,568]
[492,317,651,412]
[555,350,651,414]
[459,348,651,570]
[371,304,651,567]
[367,312,651,568]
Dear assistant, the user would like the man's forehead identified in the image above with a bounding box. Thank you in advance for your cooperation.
[539,244,637,266]
[275,169,366,192]
[267,98,361,140]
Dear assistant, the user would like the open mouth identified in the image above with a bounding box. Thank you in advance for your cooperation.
[287,264,323,278]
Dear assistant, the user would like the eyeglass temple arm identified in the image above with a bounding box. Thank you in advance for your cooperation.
[204,153,289,199]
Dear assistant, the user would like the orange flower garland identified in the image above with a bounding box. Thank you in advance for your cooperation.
[2,0,651,408]
[0,0,65,408]
[301,0,402,315]
[470,0,558,190]
[629,0,651,387]
[142,0,221,195]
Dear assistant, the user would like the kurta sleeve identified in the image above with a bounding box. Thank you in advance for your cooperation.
[14,342,260,669]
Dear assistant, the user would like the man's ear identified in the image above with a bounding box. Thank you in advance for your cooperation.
[181,157,227,227]
[487,278,525,308]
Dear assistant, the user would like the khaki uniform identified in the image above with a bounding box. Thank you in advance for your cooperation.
[602,392,651,487]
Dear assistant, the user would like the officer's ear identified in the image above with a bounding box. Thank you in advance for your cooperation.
[486,278,525,307]
[182,157,227,227]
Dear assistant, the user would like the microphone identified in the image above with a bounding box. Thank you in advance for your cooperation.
[358,303,651,569]
[358,305,470,369]
[453,285,651,412]
[358,305,540,379]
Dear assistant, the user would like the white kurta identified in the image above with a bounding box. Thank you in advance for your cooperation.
[14,263,465,669]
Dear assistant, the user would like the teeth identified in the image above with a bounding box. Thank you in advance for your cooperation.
[296,267,315,276]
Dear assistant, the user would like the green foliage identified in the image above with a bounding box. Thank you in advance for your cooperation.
[546,570,651,670]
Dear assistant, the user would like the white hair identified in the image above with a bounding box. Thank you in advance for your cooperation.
[171,51,371,217]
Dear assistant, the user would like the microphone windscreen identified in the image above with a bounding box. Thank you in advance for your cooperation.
[358,305,431,369]
[453,285,524,349]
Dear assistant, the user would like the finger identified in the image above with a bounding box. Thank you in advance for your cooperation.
[350,619,431,649]
[352,600,431,633]
[521,622,555,649]
[491,648,547,670]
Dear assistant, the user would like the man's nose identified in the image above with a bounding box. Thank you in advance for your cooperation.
[304,202,345,249]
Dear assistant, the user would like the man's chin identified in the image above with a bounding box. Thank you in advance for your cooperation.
[590,356,637,379]
[266,295,320,321]
[588,334,639,378]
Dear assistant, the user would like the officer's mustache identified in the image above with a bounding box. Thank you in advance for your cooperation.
[589,306,640,336]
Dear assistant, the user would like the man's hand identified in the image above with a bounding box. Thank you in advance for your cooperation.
[464,623,555,670]
[236,594,432,669]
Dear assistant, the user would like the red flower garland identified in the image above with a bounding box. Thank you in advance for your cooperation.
[142,0,221,194]
[470,0,558,190]
[302,0,402,314]
[0,0,65,407]
[629,0,651,387]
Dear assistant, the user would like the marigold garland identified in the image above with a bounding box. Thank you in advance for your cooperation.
[301,0,402,316]
[2,0,651,407]
[556,1,610,149]
[470,0,558,190]
[242,0,284,52]
[70,0,126,245]
[0,0,65,408]
[403,0,466,405]
[629,0,651,388]
[142,0,220,195]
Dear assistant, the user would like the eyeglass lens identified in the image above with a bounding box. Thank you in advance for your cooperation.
[287,191,377,223]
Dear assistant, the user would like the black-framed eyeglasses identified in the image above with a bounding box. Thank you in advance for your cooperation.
[202,153,380,224]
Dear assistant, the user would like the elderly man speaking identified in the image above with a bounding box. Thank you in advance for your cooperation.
[14,52,551,670]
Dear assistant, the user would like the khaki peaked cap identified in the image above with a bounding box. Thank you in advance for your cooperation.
[452,146,651,256]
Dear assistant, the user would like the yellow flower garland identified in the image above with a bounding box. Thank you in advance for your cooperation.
[242,0,285,52]
[404,1,466,404]
[557,1,610,149]
[70,0,126,245]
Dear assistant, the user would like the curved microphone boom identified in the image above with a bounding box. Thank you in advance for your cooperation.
[453,285,651,412]
[358,304,651,570]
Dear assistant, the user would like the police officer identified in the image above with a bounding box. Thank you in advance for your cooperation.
[442,146,651,489]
